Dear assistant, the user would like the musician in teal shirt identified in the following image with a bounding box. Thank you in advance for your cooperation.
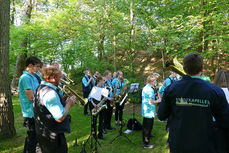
[141,75,161,149]
[18,56,41,153]
[112,70,127,126]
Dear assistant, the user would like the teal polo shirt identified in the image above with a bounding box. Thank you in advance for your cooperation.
[112,78,127,95]
[19,71,39,118]
[41,81,66,120]
[141,84,156,118]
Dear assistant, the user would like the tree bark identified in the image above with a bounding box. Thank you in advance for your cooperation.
[11,0,33,88]
[0,0,16,138]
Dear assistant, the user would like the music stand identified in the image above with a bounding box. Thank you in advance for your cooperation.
[85,112,101,153]
[110,83,139,145]
[128,83,139,131]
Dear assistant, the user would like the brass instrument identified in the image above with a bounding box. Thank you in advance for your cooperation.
[115,79,129,103]
[59,78,88,106]
[91,86,111,116]
[165,56,186,76]
[91,97,108,116]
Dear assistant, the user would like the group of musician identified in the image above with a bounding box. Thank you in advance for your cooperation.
[18,53,229,153]
[82,69,128,140]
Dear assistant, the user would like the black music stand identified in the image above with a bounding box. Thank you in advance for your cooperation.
[110,83,139,145]
[85,112,101,153]
[129,83,139,131]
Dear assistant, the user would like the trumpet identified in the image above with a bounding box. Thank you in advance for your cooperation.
[59,79,88,106]
[165,56,186,76]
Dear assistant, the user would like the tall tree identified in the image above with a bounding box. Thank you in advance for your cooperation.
[0,0,16,138]
[11,0,33,88]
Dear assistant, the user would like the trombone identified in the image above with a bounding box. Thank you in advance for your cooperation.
[59,77,88,106]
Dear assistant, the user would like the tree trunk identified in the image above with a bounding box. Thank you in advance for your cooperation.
[129,0,135,73]
[0,0,16,138]
[11,0,33,88]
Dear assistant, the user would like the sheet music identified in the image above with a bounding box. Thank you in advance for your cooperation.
[129,83,139,93]
[88,87,109,101]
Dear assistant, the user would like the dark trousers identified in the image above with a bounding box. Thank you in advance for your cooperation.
[115,103,124,122]
[83,91,90,115]
[105,100,113,129]
[37,133,67,153]
[142,117,154,145]
[90,103,105,137]
[23,118,37,153]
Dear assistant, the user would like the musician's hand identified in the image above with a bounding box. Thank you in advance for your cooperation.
[66,95,76,107]
[109,97,114,101]
[149,99,154,105]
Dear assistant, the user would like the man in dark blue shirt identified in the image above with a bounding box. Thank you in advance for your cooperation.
[158,53,229,153]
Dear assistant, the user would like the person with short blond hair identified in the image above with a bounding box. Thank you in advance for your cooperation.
[141,75,161,149]
[33,66,76,153]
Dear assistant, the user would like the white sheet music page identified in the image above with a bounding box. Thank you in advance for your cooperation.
[89,87,102,101]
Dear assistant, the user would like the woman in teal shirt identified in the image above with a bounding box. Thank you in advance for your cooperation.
[141,75,161,149]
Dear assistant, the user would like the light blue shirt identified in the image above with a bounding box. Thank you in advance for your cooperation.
[19,71,39,118]
[159,84,166,97]
[165,76,176,87]
[82,75,95,88]
[112,78,127,95]
[41,81,66,120]
[141,84,156,118]
[105,80,113,98]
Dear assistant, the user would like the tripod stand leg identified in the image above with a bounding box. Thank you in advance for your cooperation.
[110,134,121,144]
[123,134,135,145]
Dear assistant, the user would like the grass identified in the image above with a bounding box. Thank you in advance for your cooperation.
[0,96,169,153]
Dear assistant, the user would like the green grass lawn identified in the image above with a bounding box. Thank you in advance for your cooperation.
[0,96,169,153]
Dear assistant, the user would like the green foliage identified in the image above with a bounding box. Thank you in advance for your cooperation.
[9,0,229,80]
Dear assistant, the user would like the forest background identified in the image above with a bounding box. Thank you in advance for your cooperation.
[0,0,228,142]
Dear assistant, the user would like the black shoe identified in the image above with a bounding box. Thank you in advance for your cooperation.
[84,113,89,116]
[103,129,107,134]
[115,122,119,127]
[143,143,154,149]
[98,135,104,140]
[119,122,125,127]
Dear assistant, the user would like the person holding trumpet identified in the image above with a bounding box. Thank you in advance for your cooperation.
[33,66,76,153]
[82,69,95,116]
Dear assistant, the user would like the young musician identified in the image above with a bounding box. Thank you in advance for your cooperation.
[141,75,161,149]
[158,53,229,153]
[165,71,176,87]
[158,79,166,99]
[89,76,106,140]
[18,56,41,153]
[33,66,76,153]
[103,70,115,130]
[112,70,127,126]
[82,69,95,116]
